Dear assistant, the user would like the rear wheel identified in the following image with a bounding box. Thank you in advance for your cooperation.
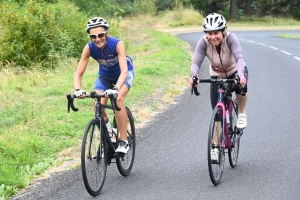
[207,107,225,186]
[81,119,107,196]
[116,107,136,176]
[228,100,240,168]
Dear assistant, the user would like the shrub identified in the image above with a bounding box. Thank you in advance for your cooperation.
[0,0,88,69]
[132,0,157,16]
[293,5,300,20]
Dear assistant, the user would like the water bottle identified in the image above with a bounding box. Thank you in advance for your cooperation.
[226,110,230,125]
[105,118,112,133]
[112,116,118,134]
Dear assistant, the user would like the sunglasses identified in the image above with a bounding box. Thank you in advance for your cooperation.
[89,31,107,39]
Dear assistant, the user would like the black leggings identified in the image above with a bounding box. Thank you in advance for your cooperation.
[210,66,249,109]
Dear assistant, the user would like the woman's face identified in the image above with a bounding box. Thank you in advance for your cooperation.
[88,27,108,49]
[207,30,223,46]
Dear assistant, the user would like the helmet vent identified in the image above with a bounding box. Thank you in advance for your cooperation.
[214,16,219,23]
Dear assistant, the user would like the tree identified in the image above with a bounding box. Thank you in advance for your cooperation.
[155,0,174,11]
[189,0,211,15]
[245,0,251,16]
[230,0,237,19]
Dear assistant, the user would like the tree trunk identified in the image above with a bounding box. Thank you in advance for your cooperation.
[230,0,237,19]
[290,0,295,12]
[245,0,251,17]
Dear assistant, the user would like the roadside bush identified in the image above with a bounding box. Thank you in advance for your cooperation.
[0,0,88,69]
[293,5,300,20]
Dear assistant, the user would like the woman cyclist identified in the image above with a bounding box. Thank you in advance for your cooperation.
[190,13,249,160]
[73,17,134,154]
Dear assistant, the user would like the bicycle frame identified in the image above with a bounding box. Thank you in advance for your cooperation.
[94,98,118,160]
[215,87,232,150]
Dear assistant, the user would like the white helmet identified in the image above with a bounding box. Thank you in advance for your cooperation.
[86,17,109,33]
[203,13,226,32]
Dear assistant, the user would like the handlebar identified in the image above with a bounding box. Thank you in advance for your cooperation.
[66,89,121,113]
[191,74,246,96]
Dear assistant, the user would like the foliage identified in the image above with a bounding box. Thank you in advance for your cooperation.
[72,0,125,17]
[132,0,157,15]
[0,0,88,69]
[163,9,203,27]
[293,3,300,20]
[188,0,300,20]
[189,0,214,16]
[155,0,174,11]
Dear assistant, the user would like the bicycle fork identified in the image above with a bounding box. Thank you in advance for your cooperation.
[216,91,231,149]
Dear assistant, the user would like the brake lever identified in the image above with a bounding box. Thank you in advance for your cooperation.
[234,75,246,96]
[191,76,200,96]
[66,94,79,112]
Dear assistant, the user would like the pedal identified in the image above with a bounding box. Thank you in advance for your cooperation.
[211,160,220,164]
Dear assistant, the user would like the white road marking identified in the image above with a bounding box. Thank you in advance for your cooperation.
[268,46,278,50]
[280,50,292,55]
[294,56,300,61]
[240,39,300,62]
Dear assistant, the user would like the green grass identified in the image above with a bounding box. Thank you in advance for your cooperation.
[1,8,300,199]
[277,33,300,39]
[228,16,300,30]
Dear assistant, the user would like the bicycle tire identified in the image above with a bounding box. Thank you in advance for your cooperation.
[207,107,225,186]
[116,107,136,176]
[81,119,107,196]
[228,100,240,168]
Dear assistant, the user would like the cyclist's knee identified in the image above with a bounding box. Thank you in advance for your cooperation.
[116,97,125,107]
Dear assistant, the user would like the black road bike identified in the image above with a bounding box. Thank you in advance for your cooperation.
[66,89,135,196]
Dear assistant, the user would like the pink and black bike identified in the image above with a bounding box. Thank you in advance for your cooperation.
[192,75,245,185]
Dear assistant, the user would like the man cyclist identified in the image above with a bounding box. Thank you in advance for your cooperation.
[73,17,134,154]
[190,13,249,160]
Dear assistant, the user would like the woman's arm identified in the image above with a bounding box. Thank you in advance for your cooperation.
[227,33,245,76]
[115,41,128,90]
[191,37,207,75]
[74,44,90,90]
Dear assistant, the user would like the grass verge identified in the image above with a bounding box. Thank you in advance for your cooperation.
[277,33,300,39]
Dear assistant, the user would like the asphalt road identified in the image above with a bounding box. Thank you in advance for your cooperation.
[11,30,300,200]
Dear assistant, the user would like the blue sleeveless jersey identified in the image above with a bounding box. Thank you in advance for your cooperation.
[88,36,133,77]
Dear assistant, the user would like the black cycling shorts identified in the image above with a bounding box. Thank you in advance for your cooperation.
[210,66,249,109]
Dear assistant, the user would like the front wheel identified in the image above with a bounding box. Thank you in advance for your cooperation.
[116,107,136,176]
[228,100,240,168]
[207,107,225,186]
[81,119,107,196]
